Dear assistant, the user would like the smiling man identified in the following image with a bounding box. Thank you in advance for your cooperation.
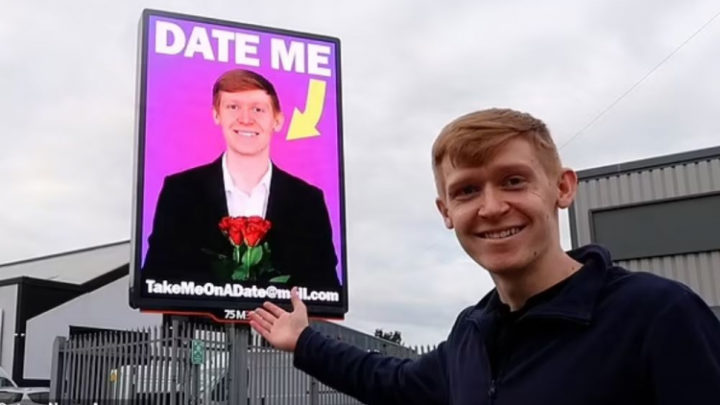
[142,69,340,291]
[249,108,720,404]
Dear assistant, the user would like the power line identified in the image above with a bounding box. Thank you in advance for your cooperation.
[559,8,720,150]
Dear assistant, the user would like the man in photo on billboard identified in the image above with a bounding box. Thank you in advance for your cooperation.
[142,69,340,290]
[249,108,720,403]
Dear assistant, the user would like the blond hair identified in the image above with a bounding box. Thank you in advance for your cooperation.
[213,69,281,113]
[432,108,561,195]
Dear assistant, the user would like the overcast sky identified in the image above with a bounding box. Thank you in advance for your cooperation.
[2,0,719,346]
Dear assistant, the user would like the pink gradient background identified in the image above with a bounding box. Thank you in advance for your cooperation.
[140,15,344,283]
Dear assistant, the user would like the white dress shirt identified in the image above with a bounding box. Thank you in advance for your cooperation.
[221,153,272,218]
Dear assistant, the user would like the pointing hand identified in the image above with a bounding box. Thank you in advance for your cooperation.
[249,287,309,351]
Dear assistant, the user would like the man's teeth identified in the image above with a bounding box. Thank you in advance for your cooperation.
[235,130,257,137]
[481,227,522,239]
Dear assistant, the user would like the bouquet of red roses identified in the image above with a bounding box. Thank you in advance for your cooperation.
[215,216,288,283]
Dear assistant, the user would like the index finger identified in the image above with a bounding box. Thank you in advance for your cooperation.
[262,301,286,317]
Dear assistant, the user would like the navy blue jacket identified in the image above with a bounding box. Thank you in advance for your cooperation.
[294,245,720,404]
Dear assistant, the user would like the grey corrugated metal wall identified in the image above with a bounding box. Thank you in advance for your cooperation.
[571,153,720,306]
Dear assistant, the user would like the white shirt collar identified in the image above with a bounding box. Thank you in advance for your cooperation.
[221,153,273,217]
[221,153,273,194]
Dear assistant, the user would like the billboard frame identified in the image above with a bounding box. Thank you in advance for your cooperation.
[129,9,348,320]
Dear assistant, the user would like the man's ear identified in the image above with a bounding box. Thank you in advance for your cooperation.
[212,108,220,125]
[556,168,578,209]
[435,197,453,229]
[274,112,285,132]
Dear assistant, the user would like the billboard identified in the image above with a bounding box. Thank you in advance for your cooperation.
[130,10,347,320]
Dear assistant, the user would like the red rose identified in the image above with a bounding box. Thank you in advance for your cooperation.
[218,216,233,233]
[219,216,248,246]
[230,217,246,232]
[242,216,272,247]
[218,216,271,247]
[228,228,243,245]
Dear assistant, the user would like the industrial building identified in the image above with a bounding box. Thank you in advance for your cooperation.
[569,145,720,315]
[0,242,160,386]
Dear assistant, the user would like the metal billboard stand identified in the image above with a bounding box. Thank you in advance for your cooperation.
[226,322,249,404]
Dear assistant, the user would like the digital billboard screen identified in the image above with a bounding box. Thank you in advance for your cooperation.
[130,9,346,320]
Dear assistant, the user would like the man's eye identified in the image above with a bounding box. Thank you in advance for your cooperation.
[455,185,480,197]
[504,176,526,188]
[227,104,238,110]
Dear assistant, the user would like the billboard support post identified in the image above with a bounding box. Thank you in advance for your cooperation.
[226,323,249,403]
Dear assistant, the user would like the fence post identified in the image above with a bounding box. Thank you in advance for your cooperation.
[309,376,319,405]
[170,318,179,405]
[191,327,200,405]
[49,336,67,403]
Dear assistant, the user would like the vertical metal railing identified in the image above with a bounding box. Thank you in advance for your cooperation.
[50,320,422,404]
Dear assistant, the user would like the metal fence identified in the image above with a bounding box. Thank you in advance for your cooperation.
[49,319,420,404]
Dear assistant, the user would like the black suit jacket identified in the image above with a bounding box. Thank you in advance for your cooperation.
[142,157,339,290]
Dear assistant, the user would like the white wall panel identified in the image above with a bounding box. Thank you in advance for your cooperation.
[0,285,18,374]
[23,276,161,380]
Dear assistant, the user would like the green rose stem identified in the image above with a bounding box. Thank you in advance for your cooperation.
[241,247,252,280]
[244,246,263,281]
[233,245,241,264]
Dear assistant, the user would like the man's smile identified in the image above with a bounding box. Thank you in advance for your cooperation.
[233,129,260,137]
[477,225,526,240]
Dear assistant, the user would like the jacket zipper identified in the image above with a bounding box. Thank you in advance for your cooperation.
[486,319,521,404]
[488,379,498,403]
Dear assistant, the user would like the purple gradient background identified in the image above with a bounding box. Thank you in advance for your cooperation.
[140,15,343,283]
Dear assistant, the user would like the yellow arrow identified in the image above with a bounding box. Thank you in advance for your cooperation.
[287,79,327,140]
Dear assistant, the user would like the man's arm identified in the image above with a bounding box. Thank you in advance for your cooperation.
[249,289,449,405]
[294,327,449,404]
[642,287,720,404]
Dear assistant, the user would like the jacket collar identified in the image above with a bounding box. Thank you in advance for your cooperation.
[205,156,229,217]
[467,244,613,327]
[265,163,291,222]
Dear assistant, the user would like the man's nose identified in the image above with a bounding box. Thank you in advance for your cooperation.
[477,188,509,219]
[237,108,252,123]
